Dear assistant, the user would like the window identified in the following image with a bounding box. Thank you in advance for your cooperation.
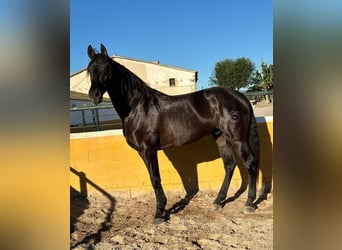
[169,78,176,87]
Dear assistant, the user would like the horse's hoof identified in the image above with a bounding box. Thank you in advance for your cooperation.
[213,203,222,210]
[243,206,256,214]
[153,217,165,225]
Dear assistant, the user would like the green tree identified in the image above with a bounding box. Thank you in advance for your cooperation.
[248,62,273,103]
[249,62,273,92]
[210,57,255,91]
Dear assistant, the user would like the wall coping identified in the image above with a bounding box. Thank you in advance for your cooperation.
[70,116,273,139]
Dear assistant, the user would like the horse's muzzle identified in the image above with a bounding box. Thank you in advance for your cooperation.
[92,96,103,105]
[89,88,103,105]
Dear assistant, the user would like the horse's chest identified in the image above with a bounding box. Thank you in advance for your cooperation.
[123,115,158,150]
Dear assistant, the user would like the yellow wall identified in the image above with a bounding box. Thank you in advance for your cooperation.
[70,118,273,198]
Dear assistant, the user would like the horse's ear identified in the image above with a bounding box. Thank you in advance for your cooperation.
[87,45,95,60]
[100,44,108,57]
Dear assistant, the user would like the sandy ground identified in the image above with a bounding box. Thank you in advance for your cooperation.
[71,188,273,250]
[253,103,273,117]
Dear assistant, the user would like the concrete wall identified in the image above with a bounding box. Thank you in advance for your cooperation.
[70,117,273,198]
[113,56,197,95]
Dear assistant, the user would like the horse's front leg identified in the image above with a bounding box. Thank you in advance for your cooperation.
[139,149,167,224]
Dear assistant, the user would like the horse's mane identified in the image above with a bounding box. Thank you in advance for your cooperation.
[111,59,162,112]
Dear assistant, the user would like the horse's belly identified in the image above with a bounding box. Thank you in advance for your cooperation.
[159,126,212,149]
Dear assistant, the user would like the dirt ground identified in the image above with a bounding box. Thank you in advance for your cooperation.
[70,187,273,250]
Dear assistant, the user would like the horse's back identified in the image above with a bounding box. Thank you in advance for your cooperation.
[204,87,250,105]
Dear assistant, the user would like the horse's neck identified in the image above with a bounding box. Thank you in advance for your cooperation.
[107,63,143,118]
[107,89,131,119]
[108,61,165,118]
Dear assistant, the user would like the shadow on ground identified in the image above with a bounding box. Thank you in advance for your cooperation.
[70,167,116,249]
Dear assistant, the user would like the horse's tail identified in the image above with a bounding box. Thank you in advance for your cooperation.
[248,105,260,172]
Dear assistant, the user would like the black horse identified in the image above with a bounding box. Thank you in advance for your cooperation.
[87,44,260,223]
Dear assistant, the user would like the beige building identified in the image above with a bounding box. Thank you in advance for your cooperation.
[70,55,198,100]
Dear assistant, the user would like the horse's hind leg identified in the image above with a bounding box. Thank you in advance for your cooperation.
[232,140,258,212]
[213,135,236,208]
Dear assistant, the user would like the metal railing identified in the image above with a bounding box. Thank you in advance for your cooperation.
[70,104,121,133]
[244,90,273,104]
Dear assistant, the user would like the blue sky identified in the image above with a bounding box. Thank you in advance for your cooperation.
[70,0,273,90]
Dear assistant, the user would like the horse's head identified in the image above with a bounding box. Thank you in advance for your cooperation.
[87,44,112,105]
